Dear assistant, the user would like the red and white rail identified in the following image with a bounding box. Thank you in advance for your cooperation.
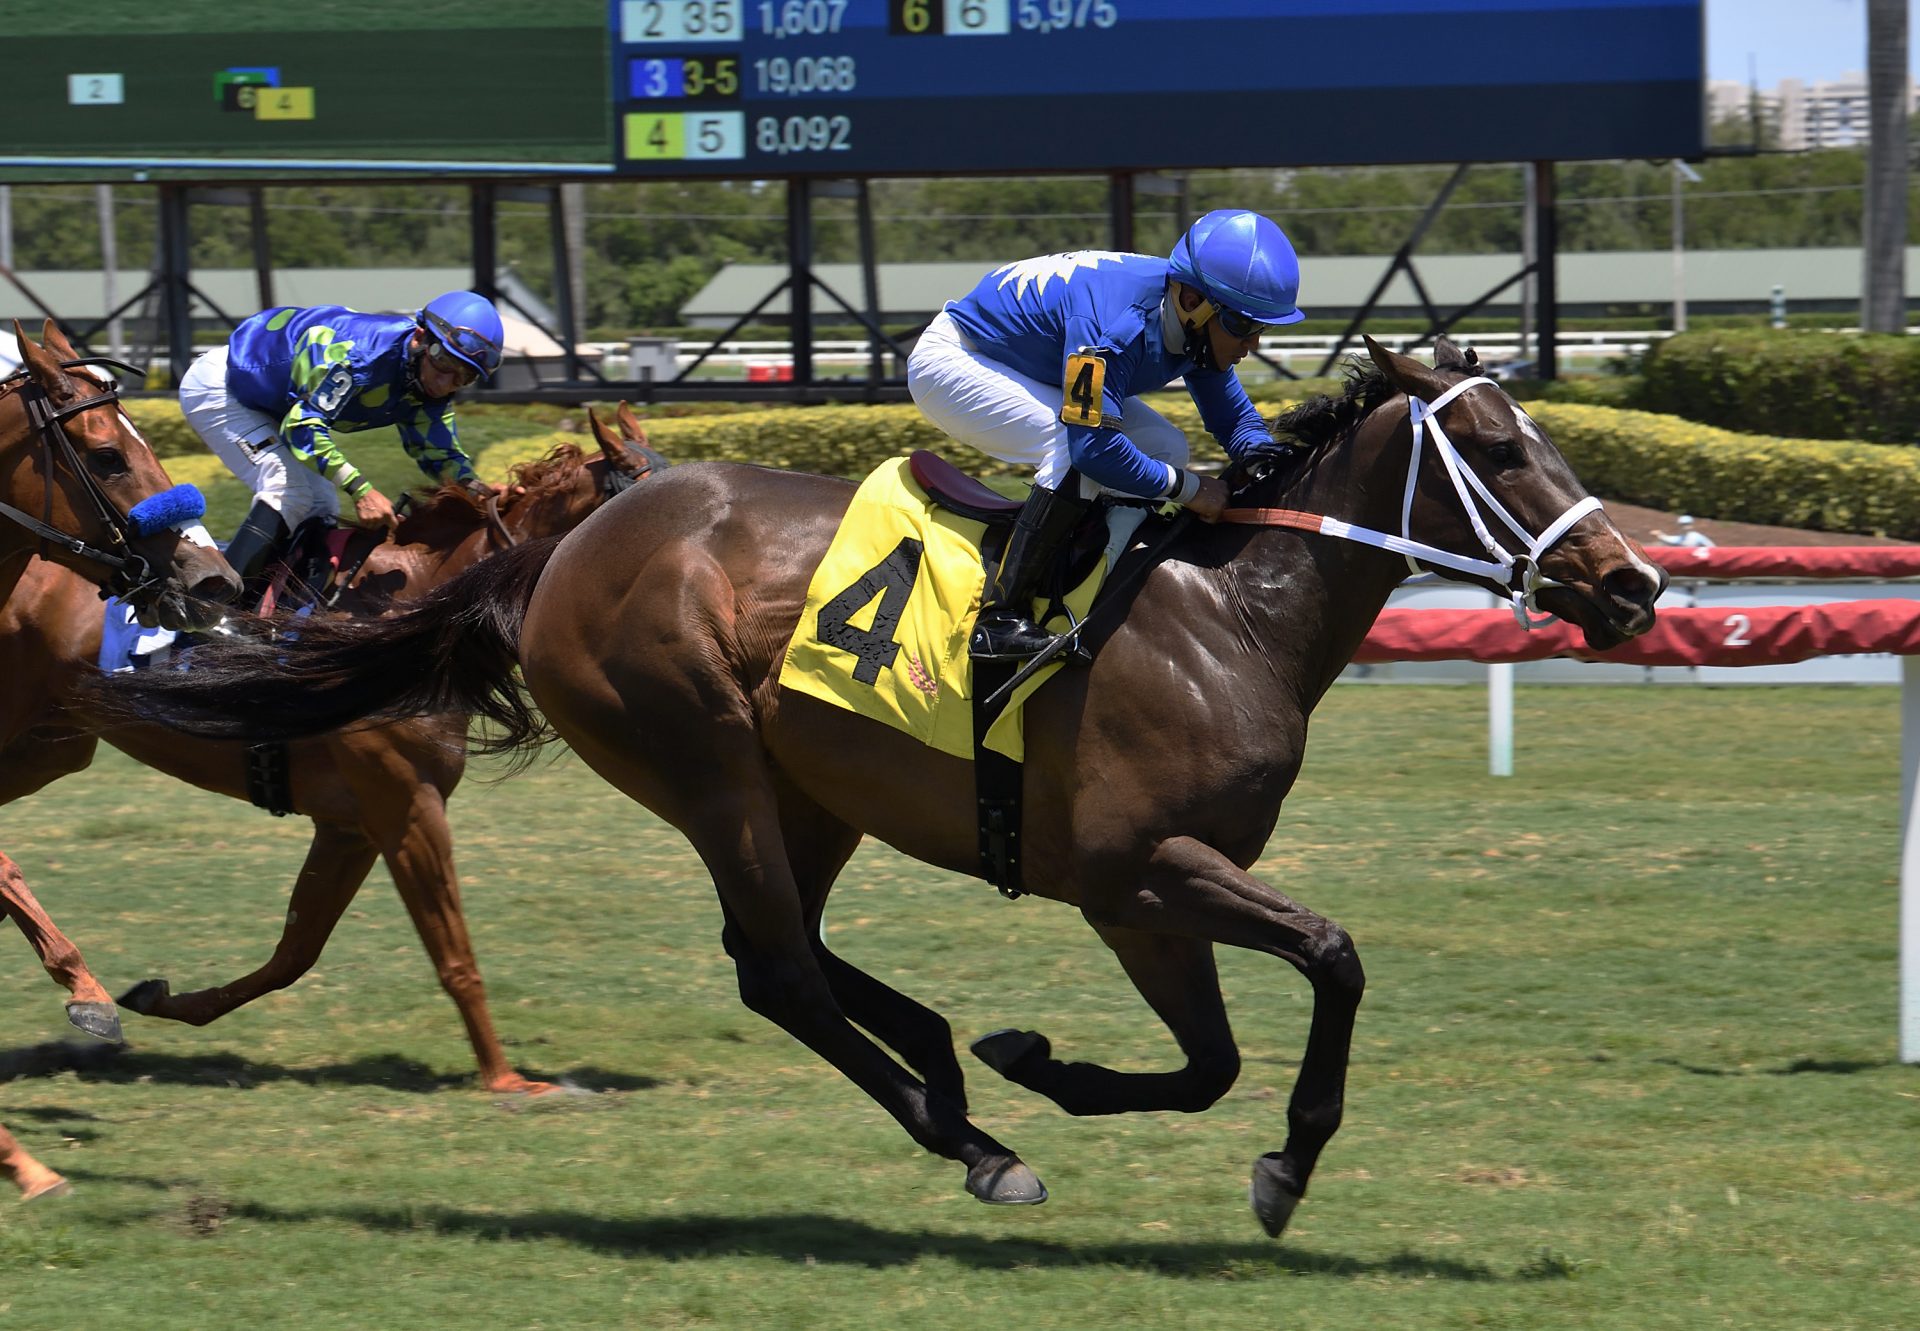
[1353,547,1920,1064]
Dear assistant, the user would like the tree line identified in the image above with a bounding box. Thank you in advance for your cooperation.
[2,129,1908,332]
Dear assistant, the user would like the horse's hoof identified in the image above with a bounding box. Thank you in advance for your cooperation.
[20,1176,71,1203]
[966,1156,1048,1206]
[65,1000,123,1043]
[117,978,170,1016]
[970,1029,1049,1079]
[1250,1152,1304,1238]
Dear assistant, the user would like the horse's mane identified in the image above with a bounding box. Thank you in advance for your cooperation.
[1219,357,1396,494]
[1267,358,1397,459]
[401,442,593,536]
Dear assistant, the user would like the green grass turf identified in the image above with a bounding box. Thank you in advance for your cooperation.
[0,686,1914,1328]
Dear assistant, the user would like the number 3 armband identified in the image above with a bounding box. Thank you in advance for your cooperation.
[1060,350,1108,428]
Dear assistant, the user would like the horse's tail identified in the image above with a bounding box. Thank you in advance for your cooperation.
[90,535,562,760]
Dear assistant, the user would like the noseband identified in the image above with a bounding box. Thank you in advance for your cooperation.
[0,357,208,605]
[1219,375,1602,628]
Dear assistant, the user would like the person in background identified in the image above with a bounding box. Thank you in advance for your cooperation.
[179,290,505,602]
[907,209,1305,661]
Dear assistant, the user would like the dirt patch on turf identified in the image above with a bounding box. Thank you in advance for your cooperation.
[1600,500,1913,549]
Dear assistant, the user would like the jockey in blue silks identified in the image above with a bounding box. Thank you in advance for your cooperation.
[907,209,1306,662]
[179,289,505,600]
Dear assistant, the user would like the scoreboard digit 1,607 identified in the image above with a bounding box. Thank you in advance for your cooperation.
[608,0,1704,178]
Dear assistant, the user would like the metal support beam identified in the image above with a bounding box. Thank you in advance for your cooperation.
[1109,172,1135,252]
[787,179,814,386]
[469,181,499,305]
[855,179,884,383]
[249,187,274,311]
[546,187,581,380]
[1534,161,1559,380]
[156,184,194,387]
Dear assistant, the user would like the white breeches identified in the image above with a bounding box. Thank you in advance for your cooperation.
[907,309,1188,498]
[179,345,339,529]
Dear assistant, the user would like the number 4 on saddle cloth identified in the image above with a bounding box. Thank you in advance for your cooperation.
[779,453,1149,765]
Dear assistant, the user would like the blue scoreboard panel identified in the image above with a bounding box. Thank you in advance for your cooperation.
[609,0,1704,176]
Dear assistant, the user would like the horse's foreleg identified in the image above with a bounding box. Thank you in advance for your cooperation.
[119,821,377,1027]
[813,945,969,1113]
[779,788,971,1112]
[375,793,552,1096]
[972,924,1239,1116]
[664,751,1039,1205]
[0,1122,68,1201]
[1076,836,1364,1239]
[0,851,120,1041]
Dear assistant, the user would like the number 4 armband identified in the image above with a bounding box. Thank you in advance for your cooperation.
[1060,350,1108,428]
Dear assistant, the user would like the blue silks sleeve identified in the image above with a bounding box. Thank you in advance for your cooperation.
[1188,368,1272,458]
[1066,424,1176,498]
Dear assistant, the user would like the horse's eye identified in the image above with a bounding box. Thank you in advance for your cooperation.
[1486,442,1523,469]
[88,448,130,478]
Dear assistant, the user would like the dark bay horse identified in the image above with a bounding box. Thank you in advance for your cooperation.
[2,407,659,1094]
[95,338,1664,1234]
[2,320,240,1197]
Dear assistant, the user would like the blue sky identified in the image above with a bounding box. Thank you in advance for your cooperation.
[1707,0,1917,86]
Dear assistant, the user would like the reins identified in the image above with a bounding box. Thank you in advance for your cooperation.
[1218,375,1601,629]
[0,357,209,605]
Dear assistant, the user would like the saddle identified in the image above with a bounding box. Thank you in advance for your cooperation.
[907,451,1118,599]
[256,518,380,616]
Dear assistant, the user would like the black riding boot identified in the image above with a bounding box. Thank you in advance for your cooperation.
[223,499,291,611]
[970,482,1093,662]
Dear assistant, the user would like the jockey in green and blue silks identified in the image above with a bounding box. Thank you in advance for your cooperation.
[906,209,1305,662]
[179,290,504,603]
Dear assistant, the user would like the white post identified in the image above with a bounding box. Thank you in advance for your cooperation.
[1901,657,1920,1062]
[1489,661,1514,777]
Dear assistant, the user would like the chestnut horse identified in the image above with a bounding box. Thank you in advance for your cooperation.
[95,339,1664,1234]
[1,320,240,1198]
[2,407,660,1095]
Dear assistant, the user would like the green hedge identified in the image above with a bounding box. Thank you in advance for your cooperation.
[1529,402,1920,539]
[1639,329,1920,444]
[130,389,1920,541]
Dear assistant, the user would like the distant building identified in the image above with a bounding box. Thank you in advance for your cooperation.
[1708,73,1917,150]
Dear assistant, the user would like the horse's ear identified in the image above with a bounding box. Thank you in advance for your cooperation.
[1432,335,1474,372]
[615,401,649,446]
[1363,334,1452,401]
[587,406,622,453]
[15,321,77,399]
[39,319,78,361]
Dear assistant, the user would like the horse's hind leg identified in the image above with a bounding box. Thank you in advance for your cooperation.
[368,786,552,1096]
[0,852,120,1041]
[119,821,378,1029]
[973,924,1240,1116]
[0,1122,68,1201]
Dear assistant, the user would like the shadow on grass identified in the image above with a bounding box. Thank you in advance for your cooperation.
[0,1040,659,1095]
[223,1200,1505,1280]
[1655,1056,1889,1077]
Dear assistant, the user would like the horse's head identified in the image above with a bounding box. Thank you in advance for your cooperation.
[1355,335,1664,650]
[495,403,664,538]
[2,320,239,628]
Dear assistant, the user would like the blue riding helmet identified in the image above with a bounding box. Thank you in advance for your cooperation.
[1167,209,1307,332]
[415,290,504,382]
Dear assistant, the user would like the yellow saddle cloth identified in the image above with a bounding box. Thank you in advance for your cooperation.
[778,457,1105,762]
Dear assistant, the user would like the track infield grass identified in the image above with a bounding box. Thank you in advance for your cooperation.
[0,685,1914,1329]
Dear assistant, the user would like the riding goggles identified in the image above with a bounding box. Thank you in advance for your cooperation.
[1212,305,1275,340]
[421,310,503,377]
[425,338,482,387]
